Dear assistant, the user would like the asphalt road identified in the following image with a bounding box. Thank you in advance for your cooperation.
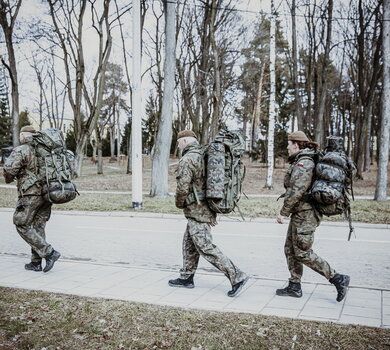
[0,210,389,289]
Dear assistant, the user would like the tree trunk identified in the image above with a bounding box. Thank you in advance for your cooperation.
[314,0,333,147]
[251,63,265,162]
[127,130,132,174]
[291,0,304,130]
[364,108,373,172]
[96,129,103,174]
[265,0,276,189]
[375,0,390,200]
[75,135,87,176]
[109,120,116,161]
[209,0,221,140]
[150,0,176,197]
[0,0,22,147]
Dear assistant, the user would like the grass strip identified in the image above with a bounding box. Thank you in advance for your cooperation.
[0,187,389,224]
[0,287,389,350]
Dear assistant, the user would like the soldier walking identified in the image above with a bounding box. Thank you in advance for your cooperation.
[276,131,350,302]
[168,130,249,297]
[3,125,61,272]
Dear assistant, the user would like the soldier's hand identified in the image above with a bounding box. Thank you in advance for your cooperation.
[276,215,285,224]
[210,220,218,227]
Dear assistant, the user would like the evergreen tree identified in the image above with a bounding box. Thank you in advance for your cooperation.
[239,16,292,160]
[19,109,31,129]
[0,67,11,147]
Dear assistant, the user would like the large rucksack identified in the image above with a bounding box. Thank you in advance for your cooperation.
[32,128,79,204]
[310,147,355,239]
[203,130,246,215]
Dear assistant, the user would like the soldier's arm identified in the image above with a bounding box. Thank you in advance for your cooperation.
[280,158,314,217]
[175,158,193,209]
[3,148,25,184]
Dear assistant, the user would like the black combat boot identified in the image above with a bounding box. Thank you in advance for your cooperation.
[43,250,61,273]
[329,274,350,302]
[227,276,250,297]
[25,261,42,272]
[168,275,194,288]
[276,281,303,298]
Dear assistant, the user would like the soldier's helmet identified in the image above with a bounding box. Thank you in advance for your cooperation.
[325,136,344,152]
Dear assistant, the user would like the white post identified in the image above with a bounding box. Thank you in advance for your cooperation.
[375,0,390,200]
[265,0,276,189]
[132,0,143,209]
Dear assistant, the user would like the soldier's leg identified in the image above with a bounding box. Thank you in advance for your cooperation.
[285,215,303,283]
[30,200,52,263]
[292,210,336,280]
[14,196,53,259]
[180,222,200,279]
[30,249,41,263]
[187,219,247,286]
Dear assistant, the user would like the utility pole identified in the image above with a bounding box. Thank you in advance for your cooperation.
[265,0,276,189]
[132,0,143,209]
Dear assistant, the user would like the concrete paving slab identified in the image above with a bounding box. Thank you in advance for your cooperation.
[260,307,300,318]
[339,315,381,328]
[299,305,342,320]
[0,254,388,329]
[342,305,382,319]
[267,295,311,310]
[344,296,381,309]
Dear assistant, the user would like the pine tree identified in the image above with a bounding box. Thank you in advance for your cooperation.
[0,67,11,147]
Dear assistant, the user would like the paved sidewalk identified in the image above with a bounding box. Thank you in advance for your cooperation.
[1,254,388,329]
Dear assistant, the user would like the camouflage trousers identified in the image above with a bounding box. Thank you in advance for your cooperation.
[180,218,247,286]
[13,195,54,262]
[284,209,336,283]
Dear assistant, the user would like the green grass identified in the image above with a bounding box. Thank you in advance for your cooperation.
[0,287,389,350]
[0,187,389,224]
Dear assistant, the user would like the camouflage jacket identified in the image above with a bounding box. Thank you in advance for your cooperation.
[175,141,216,223]
[280,148,316,217]
[3,141,41,197]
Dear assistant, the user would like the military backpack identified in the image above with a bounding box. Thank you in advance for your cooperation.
[201,130,246,215]
[32,128,79,204]
[309,138,356,239]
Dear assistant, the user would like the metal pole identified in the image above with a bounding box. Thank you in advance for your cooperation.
[132,0,143,209]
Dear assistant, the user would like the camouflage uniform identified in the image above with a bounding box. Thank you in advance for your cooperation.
[175,141,247,286]
[280,148,336,283]
[3,139,54,262]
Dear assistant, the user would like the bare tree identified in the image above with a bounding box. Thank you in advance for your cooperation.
[375,0,390,200]
[0,0,21,146]
[47,0,112,175]
[288,0,304,131]
[314,0,333,147]
[176,0,243,144]
[150,0,177,197]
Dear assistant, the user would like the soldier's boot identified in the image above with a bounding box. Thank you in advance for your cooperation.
[43,250,61,273]
[329,273,350,302]
[168,275,194,289]
[25,261,42,272]
[227,276,250,297]
[276,281,303,298]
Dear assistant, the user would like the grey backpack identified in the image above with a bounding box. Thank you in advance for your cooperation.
[33,128,78,204]
[204,130,246,214]
[310,137,355,239]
